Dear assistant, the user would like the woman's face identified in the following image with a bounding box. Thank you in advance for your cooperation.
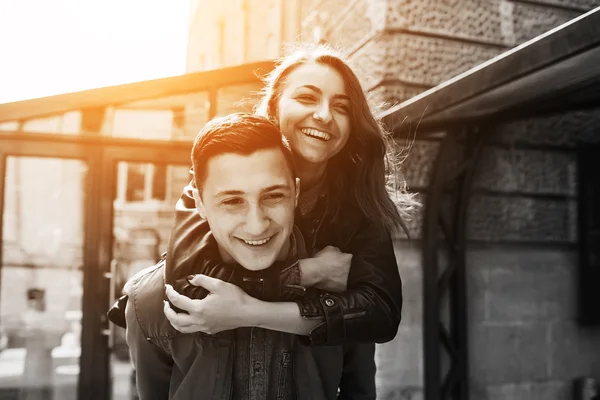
[276,62,352,168]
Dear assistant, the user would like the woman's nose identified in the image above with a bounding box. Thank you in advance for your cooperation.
[313,103,333,124]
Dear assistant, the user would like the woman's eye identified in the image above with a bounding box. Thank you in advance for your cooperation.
[296,94,316,102]
[334,103,350,114]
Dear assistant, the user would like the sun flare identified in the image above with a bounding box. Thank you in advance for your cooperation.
[0,0,190,103]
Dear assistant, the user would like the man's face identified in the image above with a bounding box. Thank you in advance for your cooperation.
[193,148,299,271]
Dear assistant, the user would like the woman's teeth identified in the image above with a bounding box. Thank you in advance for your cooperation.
[243,237,271,246]
[301,128,332,141]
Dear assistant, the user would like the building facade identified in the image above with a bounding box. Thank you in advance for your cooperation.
[185,1,600,400]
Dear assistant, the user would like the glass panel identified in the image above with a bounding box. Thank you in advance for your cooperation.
[113,91,211,140]
[1,156,86,400]
[216,82,263,117]
[0,122,20,132]
[179,96,210,139]
[21,117,63,134]
[110,162,191,400]
[0,113,82,135]
[110,109,175,140]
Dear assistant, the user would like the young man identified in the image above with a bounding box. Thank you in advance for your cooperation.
[124,113,369,399]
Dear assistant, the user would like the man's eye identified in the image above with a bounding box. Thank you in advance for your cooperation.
[222,198,243,206]
[264,193,285,202]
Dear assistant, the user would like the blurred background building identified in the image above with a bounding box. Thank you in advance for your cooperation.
[0,1,600,400]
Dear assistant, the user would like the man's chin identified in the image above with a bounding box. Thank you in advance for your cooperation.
[236,254,278,271]
[238,262,274,271]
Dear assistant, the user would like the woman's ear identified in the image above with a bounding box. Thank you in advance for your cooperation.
[192,188,207,219]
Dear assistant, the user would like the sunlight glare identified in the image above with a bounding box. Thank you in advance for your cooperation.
[0,0,190,103]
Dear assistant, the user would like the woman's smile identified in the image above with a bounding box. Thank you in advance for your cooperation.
[301,127,333,142]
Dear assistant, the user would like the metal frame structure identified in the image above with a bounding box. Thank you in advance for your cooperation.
[382,6,600,400]
[0,132,192,400]
[422,128,485,400]
[0,61,274,123]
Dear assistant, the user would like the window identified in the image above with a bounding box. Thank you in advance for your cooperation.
[118,162,171,204]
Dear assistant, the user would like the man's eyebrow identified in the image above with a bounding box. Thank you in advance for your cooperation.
[261,184,291,193]
[215,190,244,197]
[299,85,350,101]
[214,185,290,197]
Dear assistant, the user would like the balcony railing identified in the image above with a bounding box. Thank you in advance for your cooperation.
[0,60,275,141]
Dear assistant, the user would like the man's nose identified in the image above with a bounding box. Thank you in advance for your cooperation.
[244,204,270,236]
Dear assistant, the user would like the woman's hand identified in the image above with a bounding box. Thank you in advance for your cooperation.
[164,275,254,335]
[299,246,352,292]
[164,275,322,336]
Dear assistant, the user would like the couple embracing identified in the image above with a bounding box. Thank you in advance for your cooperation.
[109,43,417,400]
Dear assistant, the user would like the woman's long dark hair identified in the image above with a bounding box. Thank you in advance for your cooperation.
[255,43,418,236]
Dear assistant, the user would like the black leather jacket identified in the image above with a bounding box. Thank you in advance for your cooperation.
[166,182,403,346]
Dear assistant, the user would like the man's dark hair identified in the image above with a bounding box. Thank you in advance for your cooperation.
[191,113,295,190]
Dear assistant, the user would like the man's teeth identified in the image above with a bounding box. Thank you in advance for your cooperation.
[243,237,271,246]
[301,128,332,141]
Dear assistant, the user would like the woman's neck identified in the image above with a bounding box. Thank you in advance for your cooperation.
[295,160,327,191]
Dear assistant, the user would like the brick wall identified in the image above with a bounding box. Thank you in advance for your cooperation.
[381,108,600,400]
[376,242,424,400]
[464,110,600,400]
[467,248,600,399]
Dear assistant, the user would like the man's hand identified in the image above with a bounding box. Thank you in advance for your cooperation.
[299,246,352,292]
[164,275,254,335]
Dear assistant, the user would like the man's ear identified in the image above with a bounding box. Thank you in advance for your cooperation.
[192,188,207,219]
[294,177,300,208]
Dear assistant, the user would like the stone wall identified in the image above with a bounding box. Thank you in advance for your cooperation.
[304,0,588,106]
[376,242,424,400]
[380,109,600,400]
[464,110,600,400]
[467,248,600,399]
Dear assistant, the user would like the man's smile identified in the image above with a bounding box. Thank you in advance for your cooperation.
[235,232,278,247]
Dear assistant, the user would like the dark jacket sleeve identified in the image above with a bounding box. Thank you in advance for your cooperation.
[125,284,173,400]
[295,217,403,346]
